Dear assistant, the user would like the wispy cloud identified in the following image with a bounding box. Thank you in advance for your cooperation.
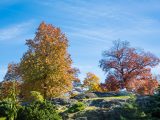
[0,20,34,41]
[65,18,160,45]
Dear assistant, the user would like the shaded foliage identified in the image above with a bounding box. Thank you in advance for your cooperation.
[68,102,85,113]
[0,81,21,100]
[16,101,61,120]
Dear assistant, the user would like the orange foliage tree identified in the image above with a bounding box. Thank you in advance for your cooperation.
[0,81,21,99]
[100,40,159,94]
[0,63,21,99]
[126,73,159,95]
[19,22,78,99]
[3,63,21,82]
[101,74,120,92]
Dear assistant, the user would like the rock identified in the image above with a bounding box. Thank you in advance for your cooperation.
[75,117,87,120]
[116,91,131,96]
[73,109,120,120]
[71,93,97,100]
[93,92,118,97]
[136,96,154,109]
[51,98,77,106]
[86,99,126,108]
[93,91,131,97]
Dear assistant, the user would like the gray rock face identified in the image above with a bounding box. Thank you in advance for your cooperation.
[73,109,123,120]
[51,98,77,106]
[93,92,118,97]
[85,99,126,108]
[61,96,129,120]
[71,93,98,100]
[71,91,130,100]
[136,96,155,109]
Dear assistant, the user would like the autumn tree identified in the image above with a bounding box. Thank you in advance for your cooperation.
[3,63,21,82]
[127,74,159,95]
[83,72,100,91]
[101,74,120,92]
[100,40,159,93]
[0,81,20,100]
[19,22,77,99]
[0,63,21,99]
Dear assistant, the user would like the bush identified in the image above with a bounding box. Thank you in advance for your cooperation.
[115,96,149,120]
[119,102,147,120]
[68,102,85,113]
[143,95,160,119]
[0,101,13,118]
[0,100,19,120]
[30,91,44,102]
[16,101,62,120]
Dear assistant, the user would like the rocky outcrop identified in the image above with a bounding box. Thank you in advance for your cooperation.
[71,91,130,100]
[51,98,77,106]
[86,99,127,108]
[71,93,98,100]
[61,96,130,120]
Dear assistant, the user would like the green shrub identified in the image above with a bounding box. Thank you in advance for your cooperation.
[144,95,160,119]
[0,100,19,120]
[68,102,85,113]
[16,101,61,120]
[116,96,149,120]
[30,91,44,102]
[0,101,12,117]
[0,117,6,120]
[119,103,147,120]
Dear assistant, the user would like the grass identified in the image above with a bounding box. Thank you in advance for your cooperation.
[85,106,98,111]
[0,118,6,120]
[82,96,131,101]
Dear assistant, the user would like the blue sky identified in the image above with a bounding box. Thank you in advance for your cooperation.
[0,0,160,82]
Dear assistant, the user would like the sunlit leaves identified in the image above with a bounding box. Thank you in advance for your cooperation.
[19,22,76,99]
[83,72,100,91]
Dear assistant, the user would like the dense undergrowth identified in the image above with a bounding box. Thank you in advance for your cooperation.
[0,92,160,120]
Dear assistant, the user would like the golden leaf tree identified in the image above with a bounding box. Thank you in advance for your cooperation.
[83,72,100,92]
[19,22,77,99]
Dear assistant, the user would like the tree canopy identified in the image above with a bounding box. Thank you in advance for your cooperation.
[100,40,159,93]
[19,22,77,99]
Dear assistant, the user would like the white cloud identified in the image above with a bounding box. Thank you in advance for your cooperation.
[0,20,34,41]
[66,18,160,45]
